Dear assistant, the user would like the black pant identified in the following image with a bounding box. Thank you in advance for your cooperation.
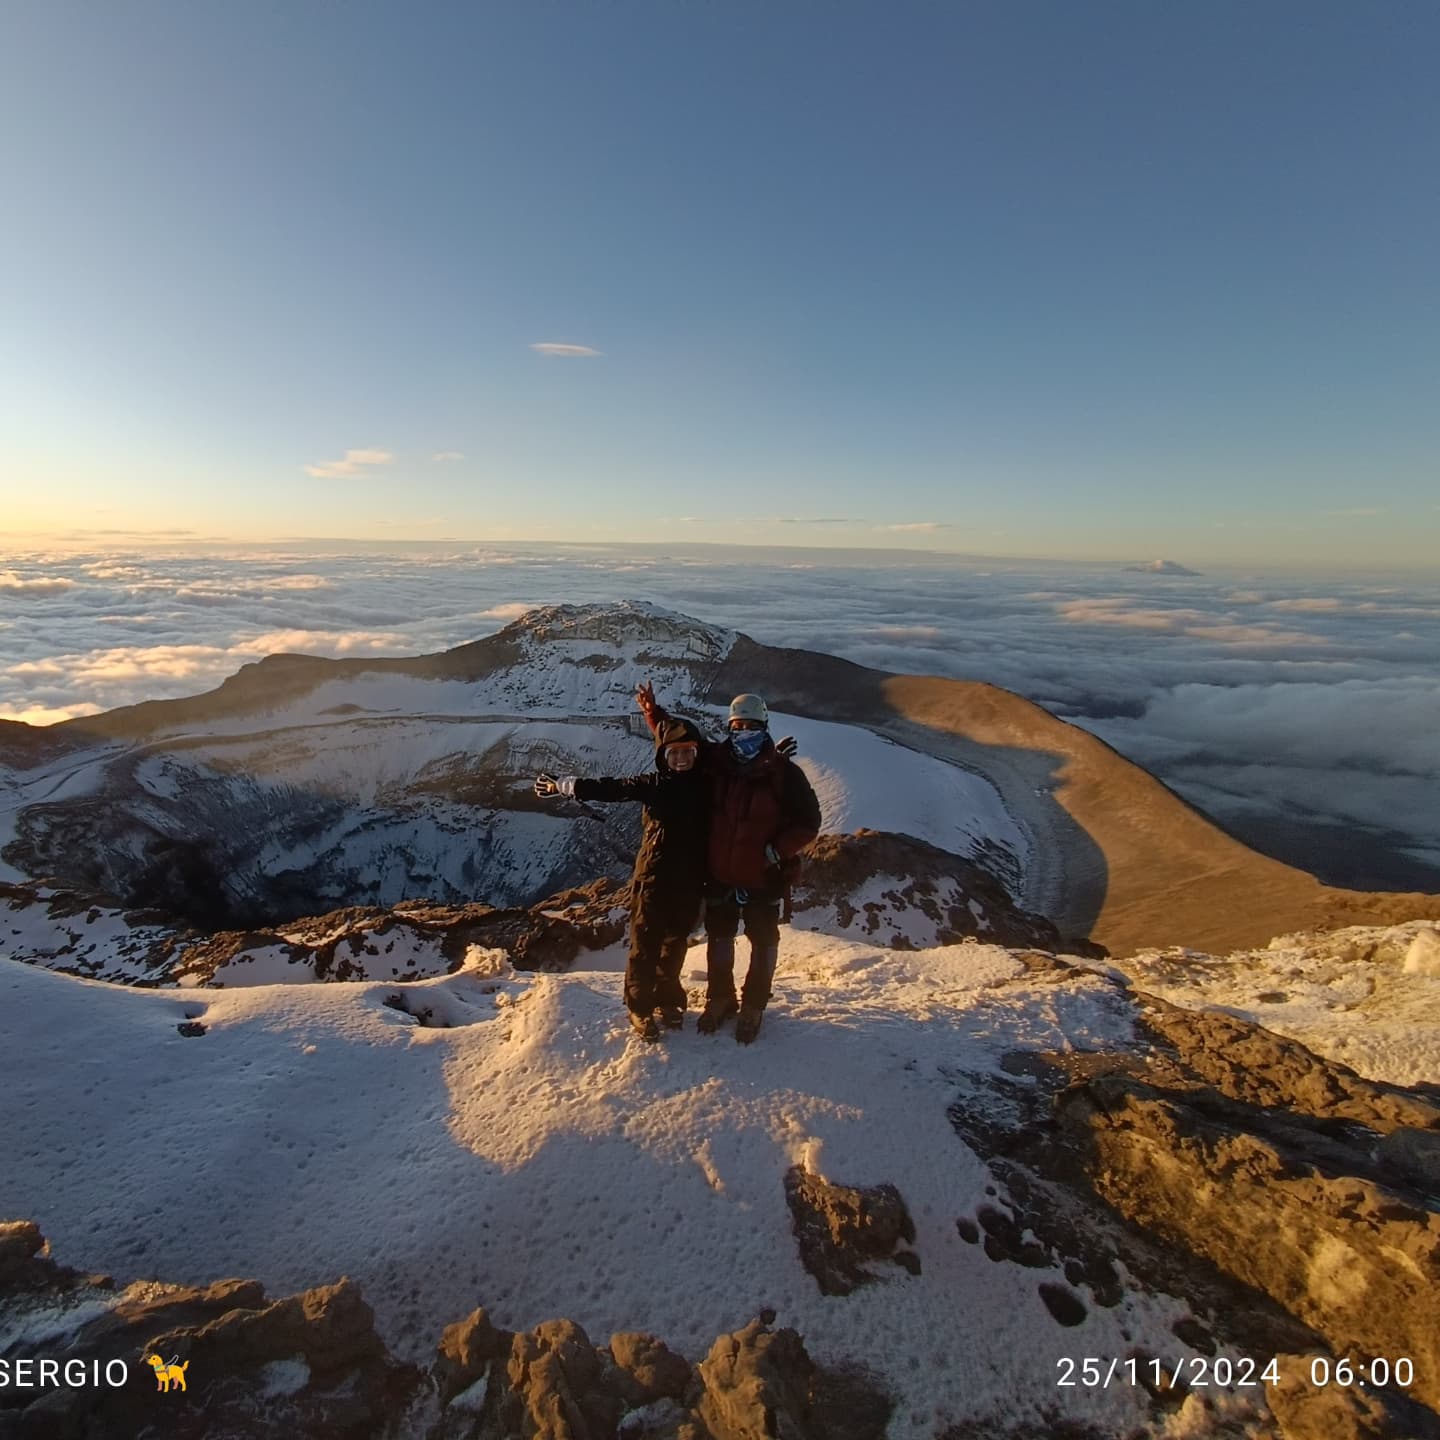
[625,885,699,1016]
[703,883,782,1011]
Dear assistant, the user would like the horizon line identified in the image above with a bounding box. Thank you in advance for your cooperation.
[1,530,1428,573]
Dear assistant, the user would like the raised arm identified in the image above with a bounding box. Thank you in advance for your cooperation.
[635,680,669,737]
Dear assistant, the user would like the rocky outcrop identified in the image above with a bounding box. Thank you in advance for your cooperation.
[0,1224,886,1440]
[945,956,1440,1429]
[783,1167,920,1296]
[0,1237,424,1438]
[183,878,630,985]
[1,877,629,987]
[792,829,1104,957]
[1135,993,1440,1137]
[1265,1356,1439,1440]
[695,1317,815,1440]
[1061,1074,1440,1407]
[6,824,1095,991]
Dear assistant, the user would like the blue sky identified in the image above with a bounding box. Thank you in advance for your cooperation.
[2,1,1436,563]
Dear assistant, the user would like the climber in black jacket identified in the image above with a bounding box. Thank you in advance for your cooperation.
[535,715,709,1042]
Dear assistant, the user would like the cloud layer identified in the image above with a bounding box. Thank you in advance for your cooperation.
[1,545,1436,890]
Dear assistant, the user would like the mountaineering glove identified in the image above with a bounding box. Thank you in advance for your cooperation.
[534,772,578,798]
[776,735,797,757]
[764,843,780,865]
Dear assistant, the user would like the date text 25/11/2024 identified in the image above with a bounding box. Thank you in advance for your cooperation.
[1056,1356,1416,1390]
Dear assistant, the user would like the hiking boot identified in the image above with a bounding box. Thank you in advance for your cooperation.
[658,1006,685,1031]
[629,1011,661,1042]
[734,1006,764,1045]
[696,996,739,1034]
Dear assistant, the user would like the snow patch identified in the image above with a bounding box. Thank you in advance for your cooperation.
[0,933,1149,1440]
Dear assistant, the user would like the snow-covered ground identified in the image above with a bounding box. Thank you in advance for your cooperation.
[3,934,1194,1439]
[776,712,1027,883]
[1099,920,1440,1088]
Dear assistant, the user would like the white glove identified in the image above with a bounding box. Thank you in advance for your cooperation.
[534,772,578,798]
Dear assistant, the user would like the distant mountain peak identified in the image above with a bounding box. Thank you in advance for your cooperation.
[500,600,735,658]
[1123,559,1201,576]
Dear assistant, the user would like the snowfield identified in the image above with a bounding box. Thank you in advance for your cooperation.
[1099,919,1440,1088]
[3,933,1189,1440]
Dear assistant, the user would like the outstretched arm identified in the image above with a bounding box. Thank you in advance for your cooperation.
[575,773,662,804]
[536,770,660,804]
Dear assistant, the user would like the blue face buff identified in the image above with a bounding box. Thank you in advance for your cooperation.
[730,728,767,761]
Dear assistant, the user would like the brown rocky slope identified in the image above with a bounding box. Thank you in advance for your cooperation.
[706,636,1438,956]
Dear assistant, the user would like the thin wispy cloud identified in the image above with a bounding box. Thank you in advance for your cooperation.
[432,451,465,463]
[877,522,950,533]
[774,516,859,525]
[305,449,396,479]
[529,343,604,358]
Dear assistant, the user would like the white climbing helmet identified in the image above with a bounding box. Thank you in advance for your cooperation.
[727,693,769,726]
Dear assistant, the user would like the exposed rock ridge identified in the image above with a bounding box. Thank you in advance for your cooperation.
[2,830,1067,987]
[0,1223,889,1440]
[0,877,630,987]
[792,829,1103,957]
[945,954,1440,1428]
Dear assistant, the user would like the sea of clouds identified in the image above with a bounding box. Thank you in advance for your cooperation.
[1,542,1436,891]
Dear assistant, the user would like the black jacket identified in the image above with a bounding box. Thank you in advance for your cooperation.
[572,717,709,900]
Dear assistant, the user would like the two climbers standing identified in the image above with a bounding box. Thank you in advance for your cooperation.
[636,683,821,1045]
[536,682,821,1046]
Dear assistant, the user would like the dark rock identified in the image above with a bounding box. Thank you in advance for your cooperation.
[434,1305,512,1406]
[1379,1127,1440,1193]
[892,1248,921,1276]
[499,1318,624,1440]
[808,1363,894,1440]
[0,1221,44,1284]
[696,1317,815,1440]
[1169,1316,1214,1354]
[784,1166,917,1296]
[1037,1283,1087,1327]
[610,1331,695,1407]
[0,1230,424,1439]
[791,829,1104,958]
